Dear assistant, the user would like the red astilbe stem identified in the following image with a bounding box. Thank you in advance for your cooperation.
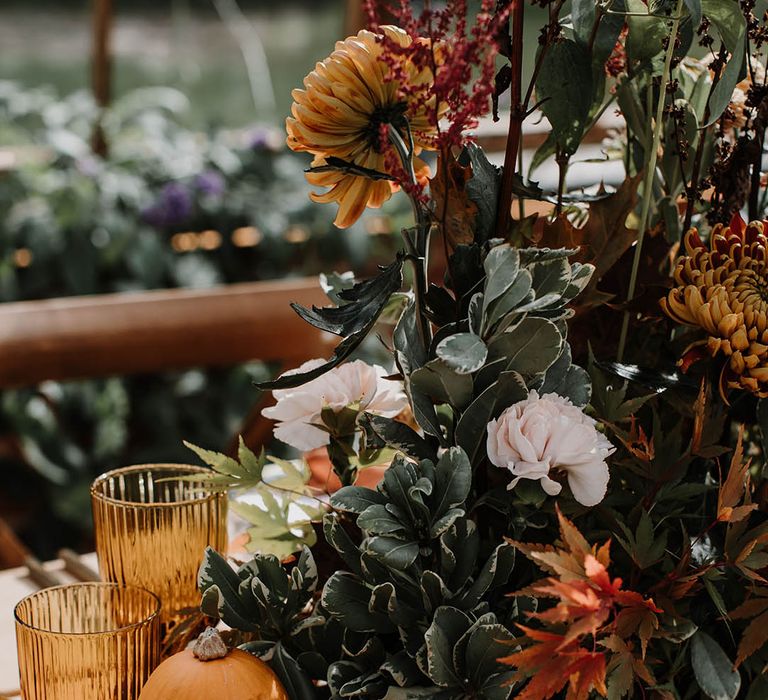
[495,0,524,239]
[365,0,508,152]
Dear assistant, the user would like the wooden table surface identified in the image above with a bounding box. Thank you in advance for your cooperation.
[0,552,99,698]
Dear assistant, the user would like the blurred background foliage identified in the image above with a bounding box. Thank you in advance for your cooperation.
[0,0,412,557]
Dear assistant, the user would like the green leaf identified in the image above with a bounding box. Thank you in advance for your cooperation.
[485,270,534,333]
[323,513,363,576]
[690,630,741,700]
[459,143,501,244]
[455,371,528,465]
[395,298,428,372]
[237,436,264,480]
[321,572,395,633]
[529,131,557,176]
[197,547,259,631]
[411,359,474,410]
[366,536,420,570]
[685,0,702,25]
[536,39,594,156]
[184,440,243,477]
[424,607,473,686]
[357,504,410,538]
[331,485,387,514]
[436,333,488,375]
[626,0,667,64]
[466,623,516,689]
[572,0,626,64]
[432,447,472,519]
[701,0,747,124]
[483,245,521,312]
[358,413,436,461]
[486,317,562,376]
[257,259,404,390]
[268,642,317,700]
[530,257,571,299]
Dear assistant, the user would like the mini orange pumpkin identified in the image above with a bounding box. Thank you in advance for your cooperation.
[139,627,289,700]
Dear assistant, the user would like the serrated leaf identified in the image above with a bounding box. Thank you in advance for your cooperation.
[184,440,243,477]
[237,436,264,480]
[458,143,501,244]
[257,259,403,390]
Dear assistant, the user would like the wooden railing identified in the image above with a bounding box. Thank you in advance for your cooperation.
[0,278,333,388]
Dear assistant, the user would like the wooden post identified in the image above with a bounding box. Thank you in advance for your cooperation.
[92,0,113,156]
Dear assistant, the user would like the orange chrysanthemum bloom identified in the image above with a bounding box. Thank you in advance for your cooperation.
[286,26,442,228]
[661,215,768,398]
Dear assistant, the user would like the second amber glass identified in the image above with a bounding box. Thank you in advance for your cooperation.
[15,582,160,700]
[91,464,227,627]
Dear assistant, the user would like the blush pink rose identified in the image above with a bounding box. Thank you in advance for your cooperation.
[486,390,614,507]
[263,359,407,451]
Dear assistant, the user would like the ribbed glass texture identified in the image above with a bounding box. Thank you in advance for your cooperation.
[15,583,160,700]
[91,464,227,628]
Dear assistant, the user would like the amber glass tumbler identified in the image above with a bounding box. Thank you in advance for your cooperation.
[91,464,227,627]
[14,582,160,700]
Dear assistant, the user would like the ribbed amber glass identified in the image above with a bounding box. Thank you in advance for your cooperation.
[91,464,227,628]
[14,583,160,700]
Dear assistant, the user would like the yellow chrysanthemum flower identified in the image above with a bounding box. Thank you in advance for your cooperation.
[661,216,768,398]
[286,26,441,228]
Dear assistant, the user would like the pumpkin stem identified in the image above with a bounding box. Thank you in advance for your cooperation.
[191,626,229,661]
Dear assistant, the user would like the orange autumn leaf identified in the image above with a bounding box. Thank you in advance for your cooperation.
[429,149,477,248]
[534,175,641,306]
[729,587,768,666]
[499,626,606,700]
[502,509,662,698]
[717,427,757,523]
[506,507,610,583]
[602,635,655,693]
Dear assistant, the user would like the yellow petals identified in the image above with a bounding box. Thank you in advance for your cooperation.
[286,27,442,228]
[662,218,768,398]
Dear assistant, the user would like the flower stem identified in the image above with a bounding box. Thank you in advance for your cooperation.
[616,0,684,362]
[388,125,432,352]
[495,0,525,238]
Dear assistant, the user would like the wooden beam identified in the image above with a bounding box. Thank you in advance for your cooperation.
[0,279,334,389]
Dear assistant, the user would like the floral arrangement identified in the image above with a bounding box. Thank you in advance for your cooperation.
[188,1,768,698]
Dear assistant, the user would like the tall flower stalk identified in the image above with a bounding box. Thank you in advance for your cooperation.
[616,0,685,361]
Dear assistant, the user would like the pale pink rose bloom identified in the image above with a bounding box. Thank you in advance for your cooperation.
[486,390,615,507]
[263,359,407,451]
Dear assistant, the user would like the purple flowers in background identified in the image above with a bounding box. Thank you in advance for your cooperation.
[141,182,193,228]
[194,170,226,197]
[247,126,280,152]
